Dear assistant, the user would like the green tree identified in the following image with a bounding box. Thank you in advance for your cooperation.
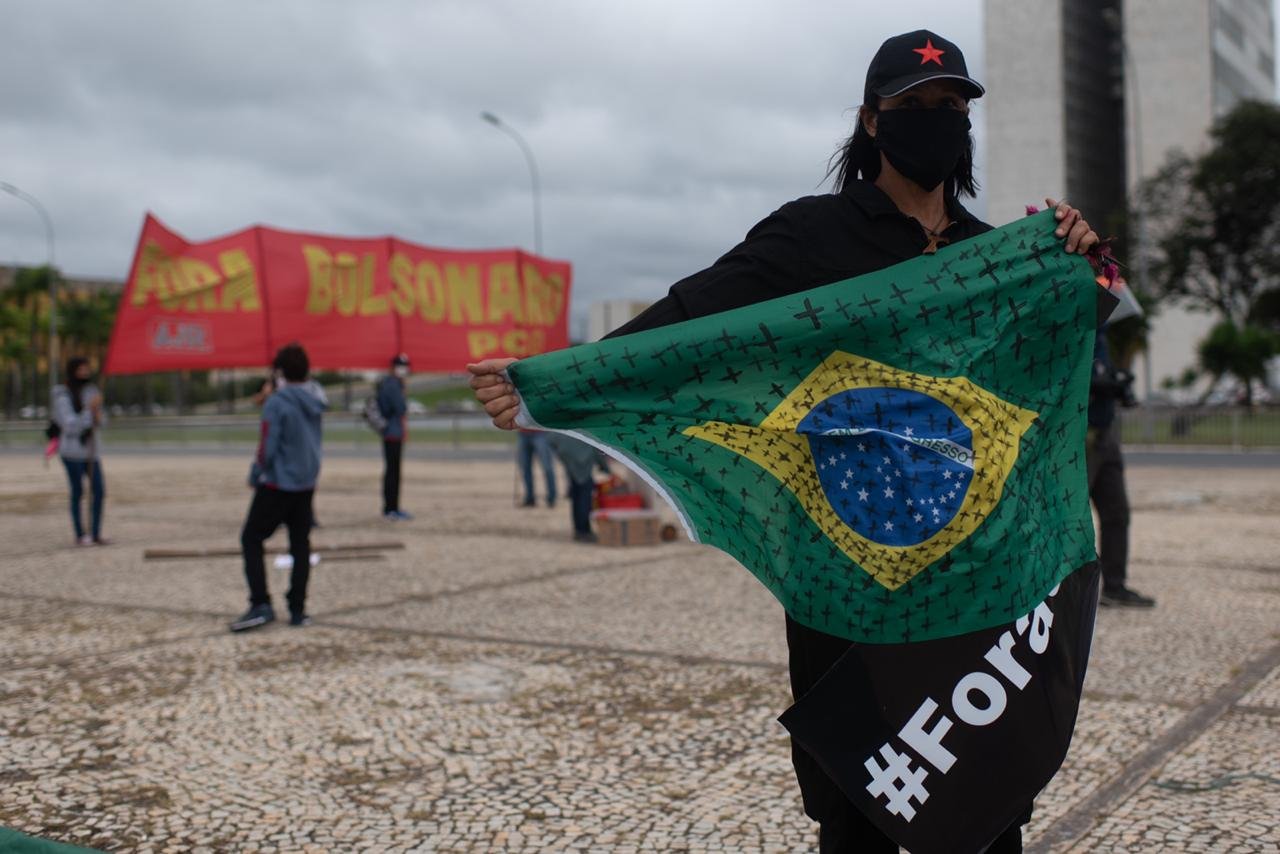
[2,265,56,410]
[0,301,29,416]
[1141,101,1280,326]
[59,288,119,369]
[1197,322,1277,407]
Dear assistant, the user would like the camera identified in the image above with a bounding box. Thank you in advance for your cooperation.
[1093,365,1137,408]
[1114,369,1137,408]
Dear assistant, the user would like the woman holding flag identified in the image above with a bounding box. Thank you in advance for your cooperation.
[469,29,1100,854]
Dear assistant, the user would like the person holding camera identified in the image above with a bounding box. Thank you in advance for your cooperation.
[52,357,109,546]
[1088,330,1155,608]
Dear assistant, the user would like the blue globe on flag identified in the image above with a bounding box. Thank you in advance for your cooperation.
[798,387,975,546]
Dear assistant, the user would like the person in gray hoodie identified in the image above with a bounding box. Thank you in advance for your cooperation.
[52,356,108,546]
[230,343,326,632]
[547,433,610,543]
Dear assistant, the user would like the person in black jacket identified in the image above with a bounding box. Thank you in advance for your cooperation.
[378,353,412,520]
[467,29,1099,853]
[1088,331,1155,608]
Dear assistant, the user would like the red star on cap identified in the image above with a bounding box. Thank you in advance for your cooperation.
[913,38,945,66]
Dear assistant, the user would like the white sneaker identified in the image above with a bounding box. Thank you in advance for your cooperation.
[273,554,322,570]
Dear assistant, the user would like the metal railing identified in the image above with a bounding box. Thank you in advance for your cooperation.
[4,406,1277,452]
[0,412,509,451]
[1119,405,1280,451]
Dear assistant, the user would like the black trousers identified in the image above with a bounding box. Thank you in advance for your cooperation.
[568,478,593,534]
[241,486,314,613]
[382,439,403,513]
[786,615,1030,853]
[1086,423,1130,591]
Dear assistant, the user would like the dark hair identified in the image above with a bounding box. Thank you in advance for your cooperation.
[273,342,309,382]
[827,102,979,198]
[65,356,90,413]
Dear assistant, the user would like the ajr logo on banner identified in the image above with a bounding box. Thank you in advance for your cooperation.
[149,318,213,354]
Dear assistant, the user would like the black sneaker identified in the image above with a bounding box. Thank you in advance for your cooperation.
[573,531,598,544]
[229,603,276,632]
[1100,587,1156,608]
[289,611,312,628]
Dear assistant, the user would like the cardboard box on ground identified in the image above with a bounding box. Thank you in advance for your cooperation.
[592,472,678,546]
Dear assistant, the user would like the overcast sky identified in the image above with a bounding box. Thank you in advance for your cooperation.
[1,1,1275,336]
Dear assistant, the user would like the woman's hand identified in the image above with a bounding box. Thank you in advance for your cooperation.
[1045,198,1099,255]
[466,358,521,429]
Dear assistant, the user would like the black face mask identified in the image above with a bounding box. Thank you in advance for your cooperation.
[872,108,971,192]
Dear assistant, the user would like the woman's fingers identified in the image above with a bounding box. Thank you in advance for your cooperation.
[466,357,522,428]
[487,400,521,429]
[1045,198,1098,254]
[1054,207,1079,238]
[474,382,515,403]
[466,358,518,376]
[1066,221,1098,254]
[482,394,517,416]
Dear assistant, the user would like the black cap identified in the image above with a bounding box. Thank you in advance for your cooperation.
[391,352,410,367]
[863,30,984,104]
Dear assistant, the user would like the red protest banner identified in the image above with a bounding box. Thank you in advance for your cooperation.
[103,214,572,374]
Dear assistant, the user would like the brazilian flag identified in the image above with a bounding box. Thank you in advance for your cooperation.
[509,210,1110,852]
[511,210,1103,642]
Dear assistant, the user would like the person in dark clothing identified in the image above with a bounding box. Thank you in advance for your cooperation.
[378,353,412,520]
[230,343,326,632]
[254,370,326,530]
[1087,331,1155,608]
[52,357,108,546]
[468,29,1099,853]
[548,434,610,542]
[517,429,558,507]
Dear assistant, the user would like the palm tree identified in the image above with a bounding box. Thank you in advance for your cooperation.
[59,288,119,370]
[1,265,54,412]
[0,300,29,416]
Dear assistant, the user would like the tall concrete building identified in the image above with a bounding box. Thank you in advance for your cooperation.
[984,0,1276,397]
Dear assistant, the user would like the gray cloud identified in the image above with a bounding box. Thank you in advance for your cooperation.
[2,0,993,332]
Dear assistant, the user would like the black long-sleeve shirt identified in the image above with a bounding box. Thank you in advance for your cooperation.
[607,179,992,337]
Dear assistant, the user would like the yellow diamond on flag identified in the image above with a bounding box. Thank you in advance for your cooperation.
[685,352,1038,590]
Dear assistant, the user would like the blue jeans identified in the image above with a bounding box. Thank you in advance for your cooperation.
[62,458,105,540]
[518,431,557,505]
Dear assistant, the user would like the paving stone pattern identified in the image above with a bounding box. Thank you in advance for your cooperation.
[1,453,1277,852]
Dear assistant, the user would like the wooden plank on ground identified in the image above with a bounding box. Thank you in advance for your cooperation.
[144,542,405,560]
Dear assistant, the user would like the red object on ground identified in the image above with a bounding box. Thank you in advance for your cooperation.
[597,492,646,510]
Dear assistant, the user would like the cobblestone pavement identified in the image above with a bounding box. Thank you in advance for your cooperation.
[1,452,1277,852]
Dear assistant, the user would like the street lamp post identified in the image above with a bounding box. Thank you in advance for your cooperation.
[480,111,543,255]
[0,181,57,405]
